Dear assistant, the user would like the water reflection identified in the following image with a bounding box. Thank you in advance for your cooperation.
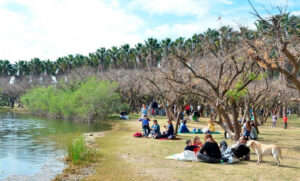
[0,112,108,180]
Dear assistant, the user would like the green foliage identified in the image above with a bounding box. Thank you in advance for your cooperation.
[226,80,248,101]
[21,77,124,122]
[67,136,97,164]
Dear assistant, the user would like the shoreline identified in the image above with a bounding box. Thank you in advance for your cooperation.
[53,131,107,181]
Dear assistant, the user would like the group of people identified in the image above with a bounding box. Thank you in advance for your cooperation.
[138,115,175,139]
[242,120,258,140]
[272,114,288,129]
[179,119,216,133]
[184,134,250,163]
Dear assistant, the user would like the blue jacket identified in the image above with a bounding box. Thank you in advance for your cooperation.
[179,123,190,133]
[139,118,149,126]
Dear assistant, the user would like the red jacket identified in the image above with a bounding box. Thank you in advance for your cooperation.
[283,117,288,123]
[193,143,203,153]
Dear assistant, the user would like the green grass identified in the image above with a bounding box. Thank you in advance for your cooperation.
[84,115,300,181]
[67,136,98,164]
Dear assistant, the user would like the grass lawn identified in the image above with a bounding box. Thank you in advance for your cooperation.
[84,114,300,181]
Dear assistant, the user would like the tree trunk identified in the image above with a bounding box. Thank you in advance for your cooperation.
[282,104,287,117]
[10,97,15,109]
[174,106,184,136]
[252,107,260,134]
[278,105,283,118]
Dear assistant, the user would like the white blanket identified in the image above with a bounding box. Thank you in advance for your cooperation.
[165,150,198,162]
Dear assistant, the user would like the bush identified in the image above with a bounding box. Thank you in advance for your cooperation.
[21,77,125,122]
[67,136,97,164]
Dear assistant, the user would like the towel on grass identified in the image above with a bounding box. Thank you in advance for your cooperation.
[165,150,197,162]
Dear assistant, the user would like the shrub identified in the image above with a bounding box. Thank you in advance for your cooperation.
[21,77,125,122]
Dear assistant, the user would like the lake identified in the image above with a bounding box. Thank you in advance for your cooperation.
[0,112,109,180]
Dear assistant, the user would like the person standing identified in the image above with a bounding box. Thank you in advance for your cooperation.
[272,115,277,128]
[151,102,158,117]
[283,116,288,129]
[139,115,151,137]
[141,104,148,117]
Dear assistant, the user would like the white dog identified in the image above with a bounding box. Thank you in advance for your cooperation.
[246,140,282,166]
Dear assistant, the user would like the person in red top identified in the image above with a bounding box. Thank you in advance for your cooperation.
[185,105,191,116]
[193,136,203,153]
[283,116,288,129]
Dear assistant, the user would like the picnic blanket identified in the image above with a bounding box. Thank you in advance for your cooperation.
[165,150,197,161]
[177,131,221,134]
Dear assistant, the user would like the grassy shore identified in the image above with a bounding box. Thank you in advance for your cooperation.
[0,106,29,114]
[82,114,300,181]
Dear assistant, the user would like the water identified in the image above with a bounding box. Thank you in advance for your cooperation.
[0,112,109,180]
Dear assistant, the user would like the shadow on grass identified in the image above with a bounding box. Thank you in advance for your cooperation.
[279,165,300,169]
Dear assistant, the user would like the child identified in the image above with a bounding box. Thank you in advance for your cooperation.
[184,139,199,152]
[150,120,161,138]
[139,115,151,137]
[283,116,288,129]
[208,120,215,133]
[193,136,203,153]
[179,120,190,133]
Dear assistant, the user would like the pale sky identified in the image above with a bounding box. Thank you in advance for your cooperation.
[0,0,299,62]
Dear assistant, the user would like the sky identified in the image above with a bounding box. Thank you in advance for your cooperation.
[0,0,299,62]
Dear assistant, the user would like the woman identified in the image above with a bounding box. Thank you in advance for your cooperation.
[150,120,161,138]
[243,121,252,140]
[250,122,258,140]
[197,134,221,163]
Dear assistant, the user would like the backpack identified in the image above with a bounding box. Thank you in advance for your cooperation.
[133,132,143,138]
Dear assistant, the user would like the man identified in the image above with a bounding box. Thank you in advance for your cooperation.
[156,120,174,139]
[231,136,250,160]
[220,136,250,162]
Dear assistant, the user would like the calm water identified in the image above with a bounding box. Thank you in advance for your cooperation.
[0,112,108,180]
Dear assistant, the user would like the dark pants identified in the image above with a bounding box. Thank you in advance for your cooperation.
[284,122,287,129]
[156,133,173,139]
[197,153,220,163]
[143,125,151,136]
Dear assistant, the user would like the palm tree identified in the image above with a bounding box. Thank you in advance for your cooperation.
[144,38,161,67]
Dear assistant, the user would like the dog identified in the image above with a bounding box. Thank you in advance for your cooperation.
[246,140,282,166]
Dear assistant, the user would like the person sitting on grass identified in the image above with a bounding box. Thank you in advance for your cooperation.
[150,119,161,138]
[208,120,215,133]
[197,134,221,163]
[156,120,174,139]
[139,115,151,137]
[250,122,258,140]
[184,139,200,152]
[179,120,190,133]
[193,136,203,153]
[231,136,250,160]
[219,136,250,163]
[120,110,128,120]
[243,120,252,140]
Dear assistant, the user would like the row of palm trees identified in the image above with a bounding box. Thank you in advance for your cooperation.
[0,14,298,77]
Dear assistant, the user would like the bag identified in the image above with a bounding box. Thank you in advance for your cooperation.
[133,132,143,137]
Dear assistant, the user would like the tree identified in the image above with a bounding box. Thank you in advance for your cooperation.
[245,4,300,94]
